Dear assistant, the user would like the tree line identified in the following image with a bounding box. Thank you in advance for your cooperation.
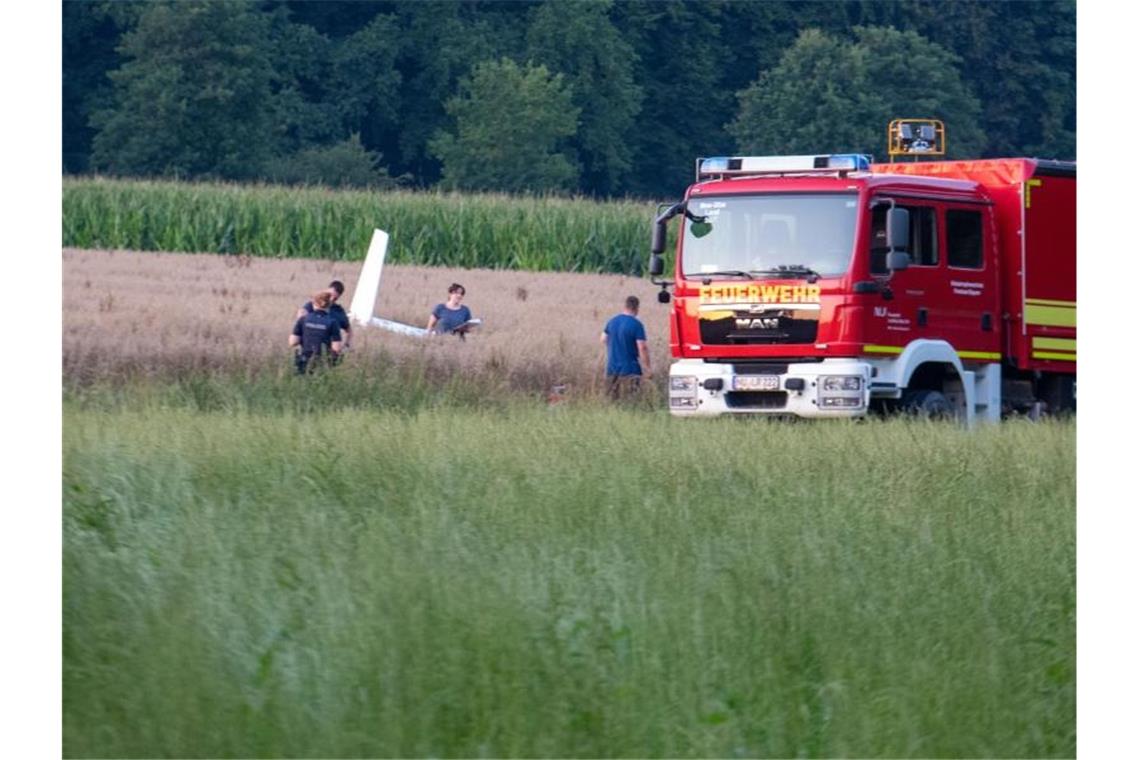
[63,0,1076,199]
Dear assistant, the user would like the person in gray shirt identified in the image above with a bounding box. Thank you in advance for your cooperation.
[427,283,475,338]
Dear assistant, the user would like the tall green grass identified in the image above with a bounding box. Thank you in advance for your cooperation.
[64,398,1075,758]
[63,177,664,273]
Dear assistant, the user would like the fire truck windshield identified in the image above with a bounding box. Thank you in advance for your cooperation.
[682,193,858,278]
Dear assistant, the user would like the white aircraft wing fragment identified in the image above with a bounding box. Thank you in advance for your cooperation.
[364,317,430,338]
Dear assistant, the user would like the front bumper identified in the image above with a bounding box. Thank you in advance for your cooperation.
[668,358,872,418]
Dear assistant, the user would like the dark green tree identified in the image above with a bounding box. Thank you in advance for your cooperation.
[525,0,643,196]
[63,1,135,173]
[730,29,881,156]
[266,133,393,188]
[329,13,402,152]
[855,25,984,158]
[731,26,982,159]
[904,0,1075,158]
[391,1,532,184]
[613,1,730,197]
[263,11,342,155]
[429,58,580,193]
[90,1,277,179]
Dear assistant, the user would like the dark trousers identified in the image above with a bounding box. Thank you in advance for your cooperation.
[294,349,339,374]
[607,374,642,400]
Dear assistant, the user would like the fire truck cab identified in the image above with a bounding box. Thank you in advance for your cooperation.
[650,153,1076,422]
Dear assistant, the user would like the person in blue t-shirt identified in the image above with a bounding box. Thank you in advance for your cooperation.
[427,283,476,338]
[600,295,652,400]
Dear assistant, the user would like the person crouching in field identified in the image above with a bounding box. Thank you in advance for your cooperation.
[290,290,343,374]
[427,283,476,339]
[297,280,351,351]
[600,295,651,400]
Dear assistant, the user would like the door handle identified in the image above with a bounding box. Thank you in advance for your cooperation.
[917,307,928,327]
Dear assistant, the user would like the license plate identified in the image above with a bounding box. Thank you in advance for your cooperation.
[733,375,780,391]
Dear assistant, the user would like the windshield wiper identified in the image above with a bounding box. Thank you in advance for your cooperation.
[753,264,822,283]
[697,270,752,283]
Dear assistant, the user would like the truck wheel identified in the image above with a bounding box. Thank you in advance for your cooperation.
[1039,374,1076,415]
[902,389,955,419]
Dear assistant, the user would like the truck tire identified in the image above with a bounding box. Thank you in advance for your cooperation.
[1039,374,1076,415]
[901,389,955,419]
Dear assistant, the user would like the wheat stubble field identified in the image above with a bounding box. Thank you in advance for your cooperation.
[63,247,1075,758]
[63,247,667,394]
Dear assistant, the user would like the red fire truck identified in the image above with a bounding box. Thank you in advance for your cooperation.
[649,135,1075,423]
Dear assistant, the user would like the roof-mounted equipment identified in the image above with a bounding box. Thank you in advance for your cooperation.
[888,118,946,161]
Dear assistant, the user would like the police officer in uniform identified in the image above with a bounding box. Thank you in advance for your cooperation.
[297,280,351,350]
[289,290,343,374]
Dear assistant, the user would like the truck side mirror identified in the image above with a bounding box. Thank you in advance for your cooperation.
[651,220,667,255]
[649,253,665,277]
[886,206,910,253]
[886,250,910,272]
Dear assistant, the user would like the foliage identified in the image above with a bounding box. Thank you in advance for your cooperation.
[90,1,277,179]
[905,0,1076,159]
[265,134,395,189]
[525,0,643,196]
[327,12,402,151]
[66,0,1077,195]
[730,26,983,159]
[430,58,581,194]
[615,0,733,197]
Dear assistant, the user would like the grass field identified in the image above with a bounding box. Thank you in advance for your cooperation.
[62,248,1075,757]
[63,399,1075,758]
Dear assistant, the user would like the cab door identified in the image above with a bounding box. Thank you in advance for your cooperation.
[864,200,1000,361]
[864,200,942,350]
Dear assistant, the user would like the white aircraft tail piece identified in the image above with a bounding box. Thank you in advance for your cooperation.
[349,229,430,338]
[348,229,389,325]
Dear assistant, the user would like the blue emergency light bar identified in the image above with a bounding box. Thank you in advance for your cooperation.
[697,153,871,180]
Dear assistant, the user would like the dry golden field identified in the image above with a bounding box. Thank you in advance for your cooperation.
[63,248,670,393]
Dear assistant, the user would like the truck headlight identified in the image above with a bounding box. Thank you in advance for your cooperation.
[670,397,698,408]
[820,396,863,408]
[821,375,862,392]
[670,376,698,396]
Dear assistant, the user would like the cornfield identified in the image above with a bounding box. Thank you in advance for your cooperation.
[63,177,667,274]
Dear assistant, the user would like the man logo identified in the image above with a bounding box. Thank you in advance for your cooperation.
[736,317,780,330]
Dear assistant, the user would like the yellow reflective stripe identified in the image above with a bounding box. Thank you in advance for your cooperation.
[1033,337,1077,352]
[1025,303,1077,327]
[1026,297,1076,308]
[957,350,1002,361]
[863,344,902,354]
[1025,178,1042,208]
[1033,351,1076,362]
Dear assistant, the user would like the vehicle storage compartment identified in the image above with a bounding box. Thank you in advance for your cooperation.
[871,159,1075,373]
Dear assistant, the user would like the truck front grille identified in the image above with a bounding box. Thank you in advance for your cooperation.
[699,311,819,345]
